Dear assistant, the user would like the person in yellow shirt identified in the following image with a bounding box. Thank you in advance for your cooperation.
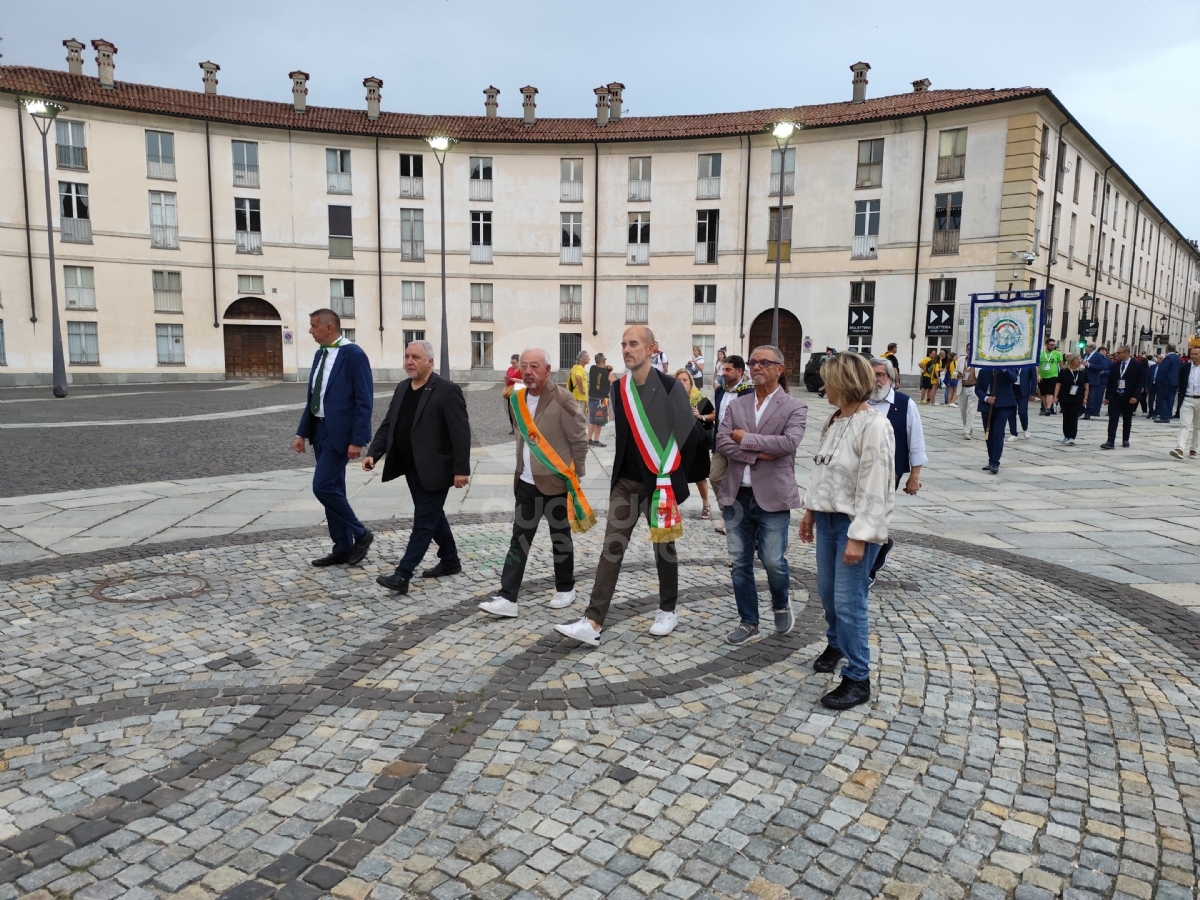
[918,355,936,404]
[569,350,590,415]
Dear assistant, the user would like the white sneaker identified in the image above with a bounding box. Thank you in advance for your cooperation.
[549,589,575,609]
[554,617,600,646]
[714,519,726,535]
[1006,433,1017,442]
[1067,439,1075,445]
[963,433,972,440]
[479,596,518,618]
[1020,431,1031,440]
[648,610,678,636]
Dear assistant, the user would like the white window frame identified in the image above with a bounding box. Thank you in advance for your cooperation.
[67,321,99,365]
[402,281,426,319]
[559,284,583,323]
[149,191,179,249]
[625,285,648,324]
[469,157,493,201]
[770,148,795,196]
[232,140,260,187]
[326,148,352,194]
[560,158,584,202]
[400,154,424,198]
[237,274,264,294]
[156,323,185,365]
[471,283,494,322]
[561,212,582,264]
[628,157,651,201]
[330,278,355,319]
[153,270,183,313]
[400,208,425,261]
[63,265,96,310]
[693,284,716,324]
[146,130,175,180]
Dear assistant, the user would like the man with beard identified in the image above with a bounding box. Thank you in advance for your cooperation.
[865,358,927,586]
[710,355,754,535]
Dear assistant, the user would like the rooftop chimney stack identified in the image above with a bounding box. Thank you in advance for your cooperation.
[912,78,931,94]
[850,61,870,103]
[64,39,84,75]
[92,39,117,89]
[290,70,309,113]
[520,85,538,127]
[364,76,383,120]
[200,61,220,95]
[607,82,624,121]
[483,86,500,118]
[594,87,610,126]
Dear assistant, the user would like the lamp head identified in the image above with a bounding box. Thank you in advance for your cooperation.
[427,136,450,151]
[22,98,67,119]
[771,121,795,141]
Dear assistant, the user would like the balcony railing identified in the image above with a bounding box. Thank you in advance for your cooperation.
[766,240,791,262]
[851,234,878,259]
[559,302,582,323]
[329,236,353,259]
[470,180,493,201]
[64,285,96,310]
[770,171,795,196]
[470,244,493,263]
[470,301,494,322]
[627,243,649,265]
[331,296,355,318]
[855,163,882,188]
[56,145,87,170]
[147,160,176,180]
[625,302,648,324]
[151,224,179,249]
[695,242,716,264]
[233,163,260,187]
[628,179,650,201]
[60,217,92,244]
[402,300,425,319]
[327,171,352,194]
[235,230,262,254]
[401,239,424,261]
[931,229,960,255]
[560,245,582,265]
[696,177,720,200]
[400,176,424,199]
[560,180,583,202]
[937,154,966,180]
[692,303,716,325]
[153,289,183,313]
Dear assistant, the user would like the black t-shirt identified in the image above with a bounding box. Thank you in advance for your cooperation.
[588,365,610,400]
[395,383,423,473]
[1057,368,1085,404]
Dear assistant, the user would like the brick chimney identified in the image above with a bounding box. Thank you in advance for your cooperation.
[607,82,624,121]
[290,70,309,113]
[594,87,610,126]
[483,86,500,118]
[520,85,538,127]
[92,39,117,89]
[364,76,383,120]
[200,61,220,95]
[64,39,84,76]
[912,78,931,94]
[850,61,870,103]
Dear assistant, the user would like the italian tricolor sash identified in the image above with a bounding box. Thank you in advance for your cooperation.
[510,388,596,534]
[619,374,683,543]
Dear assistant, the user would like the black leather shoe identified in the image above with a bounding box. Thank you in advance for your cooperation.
[311,553,349,567]
[1100,442,1114,450]
[1122,441,1130,448]
[981,464,993,471]
[421,559,462,578]
[820,676,871,710]
[345,529,374,566]
[375,572,410,593]
[988,465,999,474]
[812,645,844,674]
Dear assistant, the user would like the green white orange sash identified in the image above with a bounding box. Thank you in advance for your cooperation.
[510,388,596,534]
[619,374,683,543]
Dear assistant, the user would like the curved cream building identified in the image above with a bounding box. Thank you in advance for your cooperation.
[1,41,1196,385]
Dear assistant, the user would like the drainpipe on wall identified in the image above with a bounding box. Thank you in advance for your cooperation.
[908,115,929,372]
[1126,198,1141,339]
[1043,121,1066,335]
[1166,239,1179,339]
[16,97,36,323]
[376,135,384,349]
[1147,223,1161,342]
[592,142,599,337]
[739,134,752,345]
[206,120,218,329]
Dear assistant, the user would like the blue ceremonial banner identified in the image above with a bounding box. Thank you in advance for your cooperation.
[968,291,1046,368]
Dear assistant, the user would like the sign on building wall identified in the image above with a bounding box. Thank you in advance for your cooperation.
[847,307,874,336]
[968,291,1046,368]
[925,304,955,336]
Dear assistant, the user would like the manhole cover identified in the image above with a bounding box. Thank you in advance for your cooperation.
[91,573,209,604]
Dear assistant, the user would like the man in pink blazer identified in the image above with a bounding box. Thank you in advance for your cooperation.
[715,344,808,645]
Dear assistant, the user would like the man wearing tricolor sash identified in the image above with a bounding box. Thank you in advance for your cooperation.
[555,326,697,647]
[480,349,591,619]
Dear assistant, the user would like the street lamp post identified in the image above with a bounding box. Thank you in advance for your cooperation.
[23,98,69,398]
[769,122,796,347]
[426,136,455,379]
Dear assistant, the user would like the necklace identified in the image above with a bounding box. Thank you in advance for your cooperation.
[813,409,862,465]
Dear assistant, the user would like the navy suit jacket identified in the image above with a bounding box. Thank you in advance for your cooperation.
[1155,352,1182,387]
[1083,352,1110,387]
[974,367,1018,408]
[1105,358,1147,402]
[296,342,374,452]
[1014,365,1038,399]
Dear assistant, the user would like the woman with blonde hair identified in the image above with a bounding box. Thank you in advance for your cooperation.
[798,352,895,710]
[675,369,714,519]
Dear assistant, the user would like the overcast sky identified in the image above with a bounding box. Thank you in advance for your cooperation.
[5,0,1199,236]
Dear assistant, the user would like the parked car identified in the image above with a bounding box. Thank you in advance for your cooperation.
[803,352,827,394]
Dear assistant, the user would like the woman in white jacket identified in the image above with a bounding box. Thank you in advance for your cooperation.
[798,352,895,710]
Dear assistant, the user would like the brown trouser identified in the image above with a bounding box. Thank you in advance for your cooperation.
[585,476,678,626]
[709,452,728,500]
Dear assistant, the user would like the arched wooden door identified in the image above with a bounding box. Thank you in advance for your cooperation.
[748,309,803,385]
[223,297,283,379]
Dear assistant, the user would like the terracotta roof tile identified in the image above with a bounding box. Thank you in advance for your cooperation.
[0,66,1046,142]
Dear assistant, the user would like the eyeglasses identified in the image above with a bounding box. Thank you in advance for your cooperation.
[747,358,782,368]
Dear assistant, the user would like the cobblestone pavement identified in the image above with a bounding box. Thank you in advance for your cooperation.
[0,383,515,499]
[2,514,1199,900]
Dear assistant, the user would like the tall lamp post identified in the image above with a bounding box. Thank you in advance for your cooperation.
[426,136,455,379]
[769,122,796,347]
[22,98,69,398]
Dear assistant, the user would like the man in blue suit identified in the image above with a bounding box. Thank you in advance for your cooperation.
[294,309,374,567]
[1153,344,1182,423]
[975,366,1017,474]
[1008,364,1037,440]
[1081,345,1109,419]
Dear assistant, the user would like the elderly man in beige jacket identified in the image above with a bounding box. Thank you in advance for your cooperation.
[480,348,589,619]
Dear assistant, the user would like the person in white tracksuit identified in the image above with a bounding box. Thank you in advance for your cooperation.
[958,348,978,439]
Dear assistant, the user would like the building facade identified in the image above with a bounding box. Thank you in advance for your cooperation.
[1,44,1197,385]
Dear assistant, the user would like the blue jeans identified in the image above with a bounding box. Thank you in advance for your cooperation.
[311,420,367,556]
[723,488,791,626]
[814,512,880,682]
[393,472,458,580]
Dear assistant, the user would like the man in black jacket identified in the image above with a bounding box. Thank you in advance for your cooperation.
[363,340,471,593]
[1101,345,1147,450]
[554,326,696,647]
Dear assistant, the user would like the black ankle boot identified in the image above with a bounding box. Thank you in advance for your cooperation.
[820,676,871,710]
[812,645,844,673]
